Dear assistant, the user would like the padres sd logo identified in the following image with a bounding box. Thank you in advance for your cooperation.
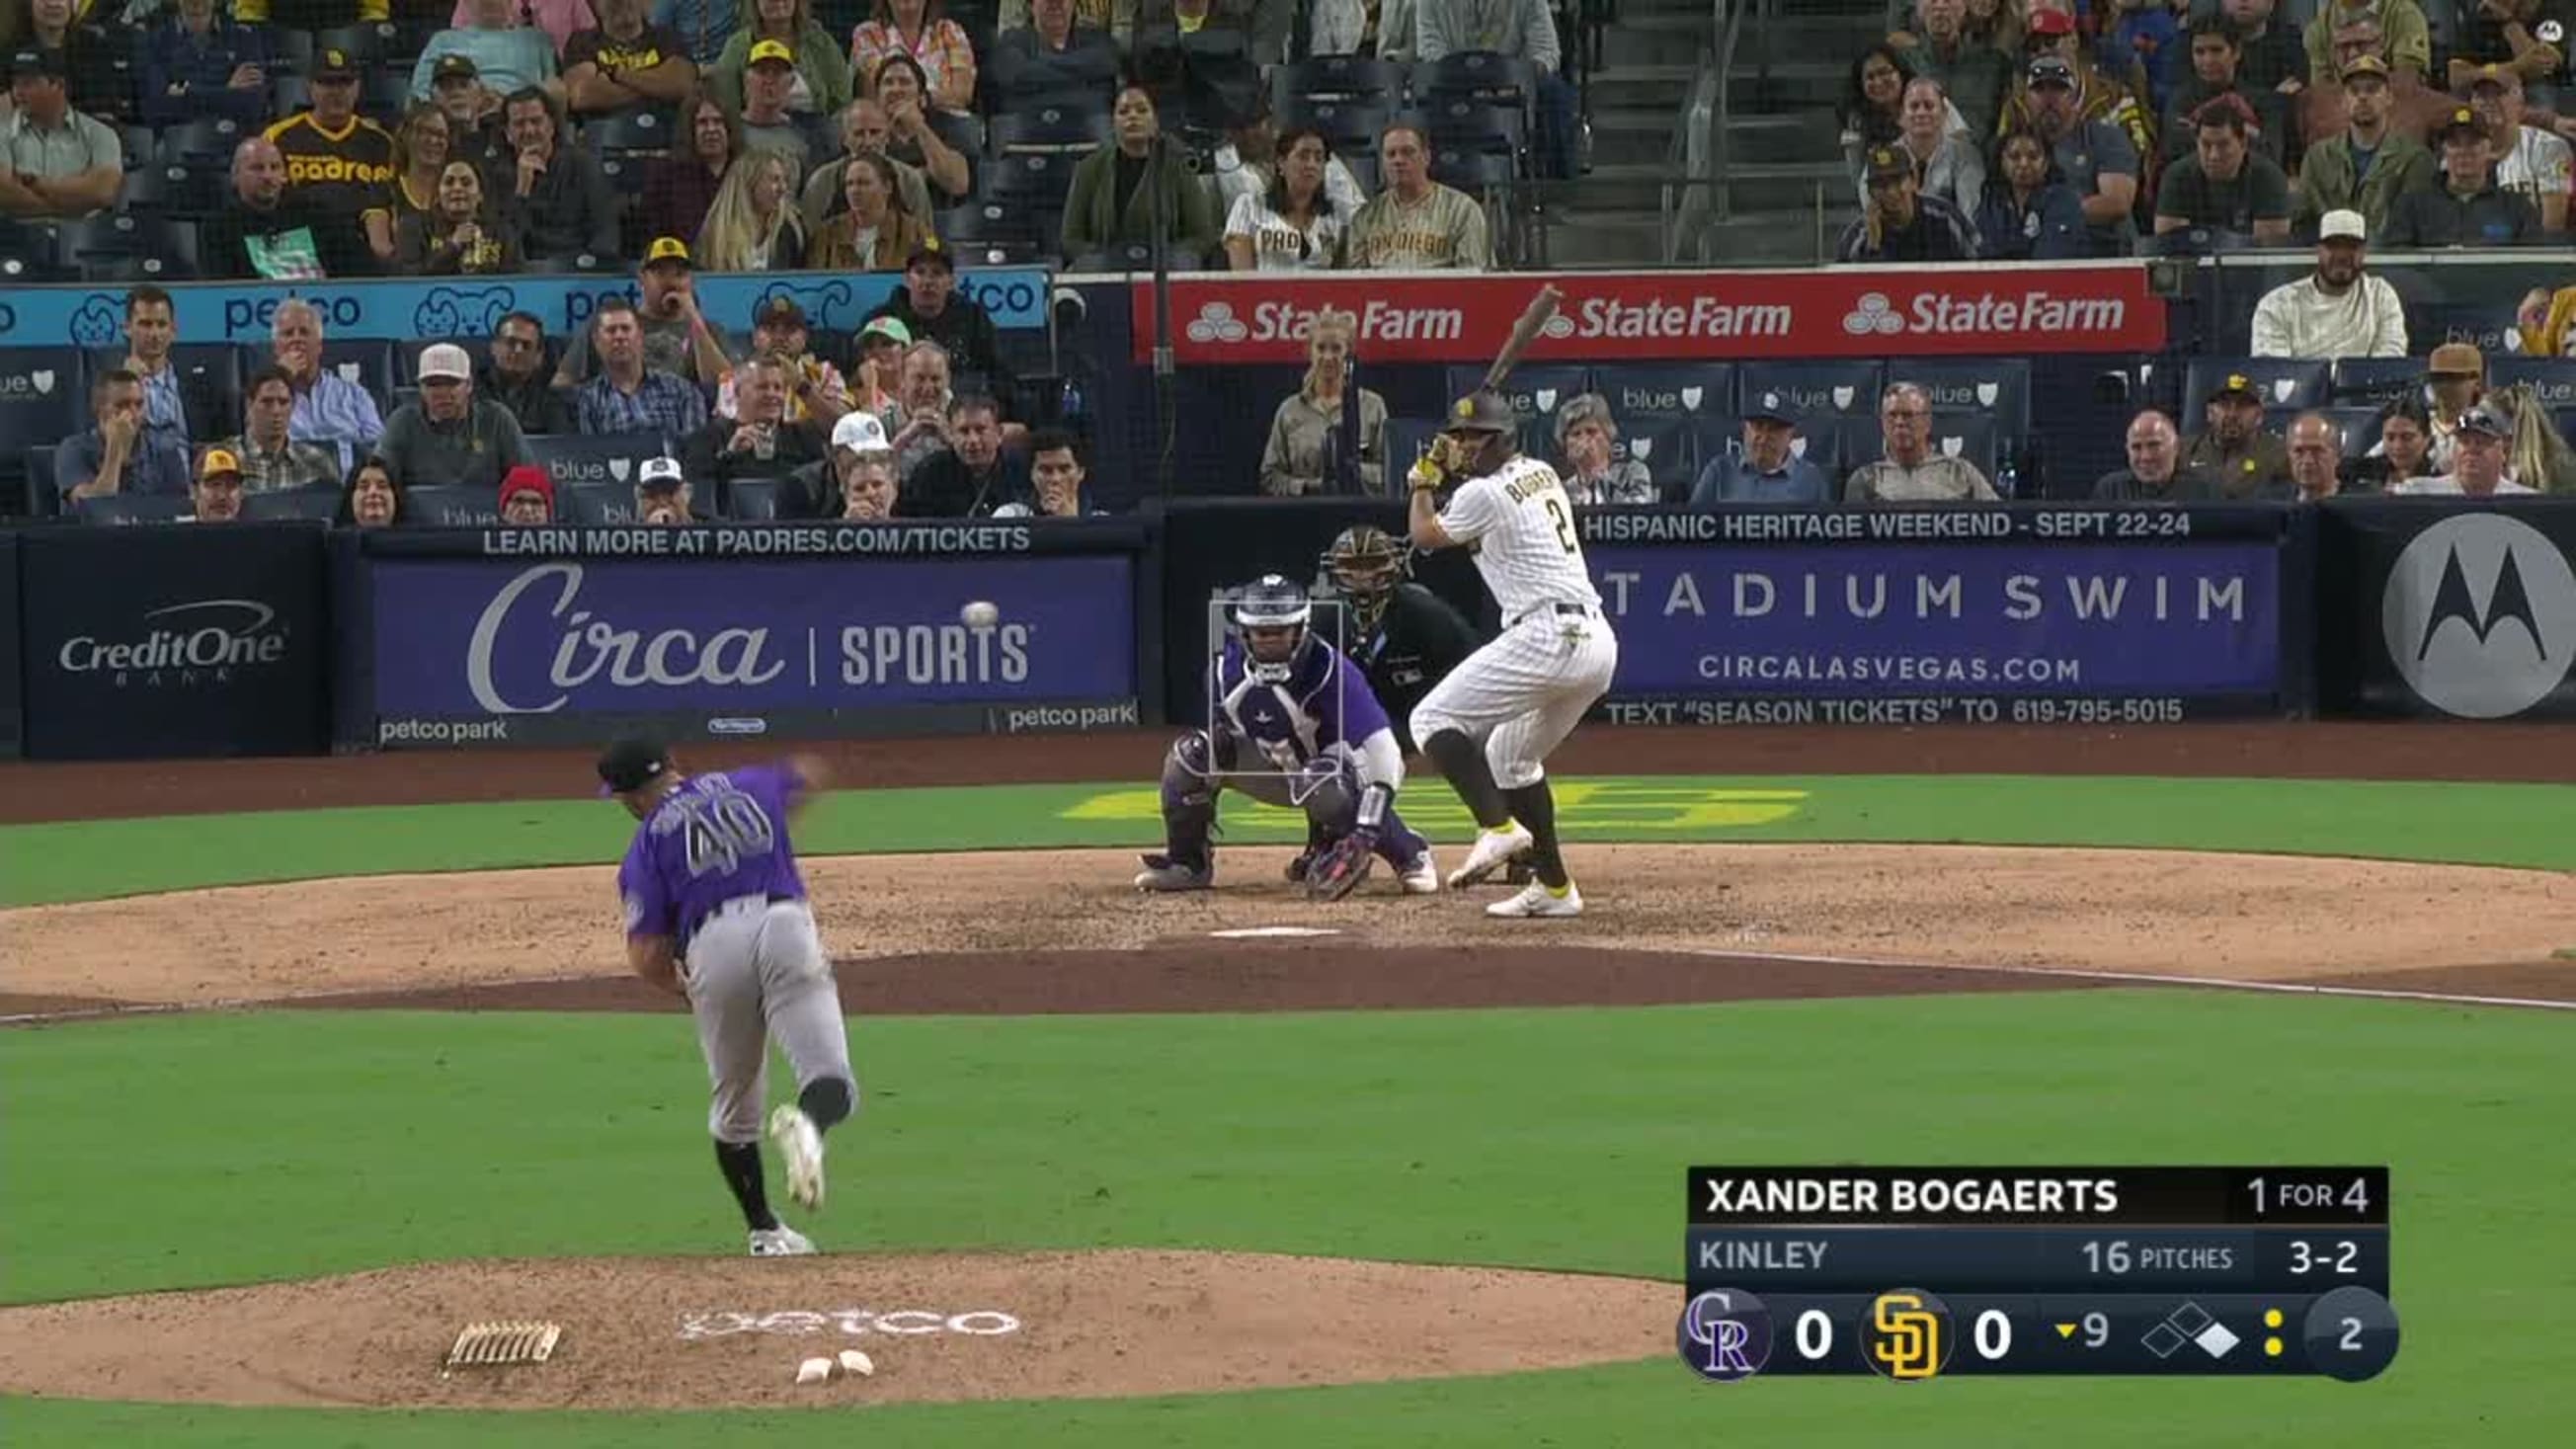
[1865,1288,1955,1382]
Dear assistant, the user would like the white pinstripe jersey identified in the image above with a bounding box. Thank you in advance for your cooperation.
[1437,454,1601,622]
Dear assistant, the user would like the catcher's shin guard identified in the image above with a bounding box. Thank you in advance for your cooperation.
[1159,731,1222,866]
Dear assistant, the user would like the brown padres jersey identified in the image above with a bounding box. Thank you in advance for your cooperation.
[265,112,396,218]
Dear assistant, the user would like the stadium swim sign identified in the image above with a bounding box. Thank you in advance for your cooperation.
[1134,264,2163,364]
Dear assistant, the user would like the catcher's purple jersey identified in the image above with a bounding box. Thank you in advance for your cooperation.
[618,765,810,949]
[1211,637,1393,769]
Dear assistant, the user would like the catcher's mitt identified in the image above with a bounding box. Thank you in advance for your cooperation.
[1303,833,1377,902]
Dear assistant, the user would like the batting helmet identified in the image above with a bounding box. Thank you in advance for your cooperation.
[1232,574,1314,681]
[1439,388,1522,477]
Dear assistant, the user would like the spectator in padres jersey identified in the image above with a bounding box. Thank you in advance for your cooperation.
[1845,382,1999,502]
[2092,408,2218,502]
[0,45,120,218]
[1839,145,1976,260]
[1224,124,1346,271]
[222,365,345,492]
[1062,84,1222,265]
[1342,124,1489,270]
[1259,309,1387,497]
[565,0,703,119]
[413,0,564,103]
[1690,390,1832,504]
[266,47,395,275]
[2183,371,2293,498]
[1555,395,1657,506]
[139,0,277,128]
[497,87,620,261]
[2461,63,2572,231]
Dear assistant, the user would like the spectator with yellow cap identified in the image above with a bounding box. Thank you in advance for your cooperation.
[1837,143,1975,261]
[2248,208,2406,359]
[2293,55,2434,240]
[2182,372,2293,498]
[187,448,248,523]
[2381,106,2542,245]
[557,236,726,384]
[737,38,819,169]
[714,0,852,118]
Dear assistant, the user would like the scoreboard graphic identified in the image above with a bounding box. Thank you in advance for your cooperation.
[1677,1167,2396,1382]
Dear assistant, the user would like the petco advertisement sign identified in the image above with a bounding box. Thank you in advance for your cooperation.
[362,552,1139,746]
[1134,265,2163,364]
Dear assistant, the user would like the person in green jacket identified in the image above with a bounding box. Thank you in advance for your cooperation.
[1060,84,1221,264]
[709,0,852,118]
[2292,54,2436,241]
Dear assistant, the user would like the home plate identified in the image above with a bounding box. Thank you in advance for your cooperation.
[1210,926,1344,939]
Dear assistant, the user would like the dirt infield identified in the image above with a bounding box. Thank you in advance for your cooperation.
[3,721,2569,825]
[0,1249,1671,1410]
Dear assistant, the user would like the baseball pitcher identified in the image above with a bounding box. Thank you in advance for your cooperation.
[602,735,857,1257]
[1405,389,1621,919]
[1135,574,1439,900]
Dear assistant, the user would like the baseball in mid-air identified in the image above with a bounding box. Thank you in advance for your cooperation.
[960,601,1001,629]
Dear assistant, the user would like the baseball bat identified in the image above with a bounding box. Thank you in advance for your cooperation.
[1482,284,1566,392]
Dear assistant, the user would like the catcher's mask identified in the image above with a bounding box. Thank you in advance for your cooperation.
[1232,574,1313,683]
[1440,387,1521,477]
[1323,525,1408,628]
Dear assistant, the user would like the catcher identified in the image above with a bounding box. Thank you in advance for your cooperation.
[1135,574,1439,899]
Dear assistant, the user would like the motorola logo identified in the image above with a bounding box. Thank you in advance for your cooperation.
[2381,514,2576,719]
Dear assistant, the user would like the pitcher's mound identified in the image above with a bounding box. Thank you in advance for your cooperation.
[0,1249,1673,1409]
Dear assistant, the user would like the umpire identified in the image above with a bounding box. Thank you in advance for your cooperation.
[1318,525,1481,756]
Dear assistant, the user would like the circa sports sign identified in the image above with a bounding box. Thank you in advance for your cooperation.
[1131,265,2165,364]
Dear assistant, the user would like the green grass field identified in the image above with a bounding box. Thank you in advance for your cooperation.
[3,773,2568,1446]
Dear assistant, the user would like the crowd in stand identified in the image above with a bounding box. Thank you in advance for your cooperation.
[1837,0,2576,263]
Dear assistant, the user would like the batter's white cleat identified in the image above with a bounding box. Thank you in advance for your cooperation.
[1488,881,1583,919]
[749,1225,816,1256]
[1447,823,1534,889]
[769,1104,827,1212]
[1399,850,1441,895]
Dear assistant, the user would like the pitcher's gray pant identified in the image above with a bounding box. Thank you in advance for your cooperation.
[684,897,854,1143]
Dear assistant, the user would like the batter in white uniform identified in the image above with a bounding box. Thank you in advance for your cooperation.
[1405,389,1620,918]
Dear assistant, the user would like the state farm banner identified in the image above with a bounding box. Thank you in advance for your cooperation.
[1132,264,2164,365]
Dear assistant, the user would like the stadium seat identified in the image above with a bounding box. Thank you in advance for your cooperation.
[1069,245,1210,273]
[157,117,247,166]
[80,252,198,283]
[1419,98,1526,157]
[526,433,667,487]
[76,494,191,525]
[404,485,503,526]
[1280,98,1394,157]
[2489,356,2576,410]
[119,162,217,217]
[1430,149,1517,193]
[1445,363,1589,434]
[2183,357,2330,413]
[2330,356,2422,406]
[243,486,342,522]
[927,110,986,157]
[1273,55,1409,108]
[1888,358,2031,438]
[1738,361,1885,421]
[936,200,1038,245]
[318,340,396,408]
[22,444,57,518]
[61,213,201,279]
[0,351,85,512]
[120,123,155,167]
[312,23,386,64]
[989,105,1112,155]
[586,108,674,157]
[276,28,315,74]
[555,479,638,525]
[1412,52,1540,107]
[1593,362,1738,422]
[720,476,792,521]
[1614,415,1698,499]
[981,152,1079,207]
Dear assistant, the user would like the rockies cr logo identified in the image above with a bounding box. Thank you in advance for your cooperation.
[1866,1289,1951,1382]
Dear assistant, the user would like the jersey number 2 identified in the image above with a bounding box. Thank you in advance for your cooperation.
[684,792,775,876]
[1544,498,1578,553]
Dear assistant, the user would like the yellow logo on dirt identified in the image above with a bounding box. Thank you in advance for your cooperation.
[1061,781,1809,832]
